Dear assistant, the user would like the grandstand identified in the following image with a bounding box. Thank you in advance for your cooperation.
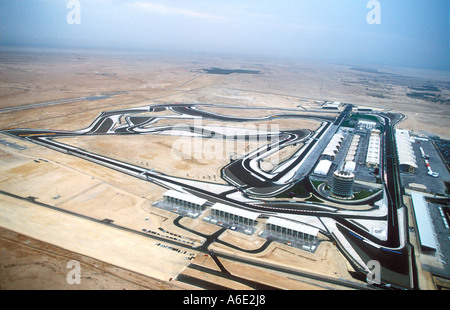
[366,129,381,168]
[163,190,208,212]
[265,217,319,244]
[210,203,260,227]
[322,132,344,160]
[395,129,418,173]
[410,192,438,253]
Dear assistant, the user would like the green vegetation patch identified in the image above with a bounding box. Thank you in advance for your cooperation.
[275,182,308,198]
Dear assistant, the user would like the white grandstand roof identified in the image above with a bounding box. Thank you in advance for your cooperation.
[358,120,377,128]
[366,130,380,165]
[350,135,360,145]
[211,203,260,221]
[322,133,344,156]
[395,129,418,168]
[343,161,356,173]
[164,190,207,206]
[345,154,355,161]
[314,159,333,175]
[410,192,438,251]
[266,217,319,237]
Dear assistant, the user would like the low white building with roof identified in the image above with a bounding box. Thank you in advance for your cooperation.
[343,161,356,173]
[395,129,418,173]
[410,191,438,253]
[210,203,260,226]
[265,217,319,244]
[313,159,333,176]
[322,133,344,159]
[163,190,208,212]
[366,129,381,168]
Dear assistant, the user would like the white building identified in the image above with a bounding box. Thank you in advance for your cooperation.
[210,203,260,226]
[358,120,377,130]
[343,161,356,173]
[410,192,438,253]
[395,129,418,173]
[322,101,341,109]
[366,129,381,168]
[322,133,344,159]
[163,190,207,212]
[345,134,360,162]
[313,159,333,176]
[265,217,319,244]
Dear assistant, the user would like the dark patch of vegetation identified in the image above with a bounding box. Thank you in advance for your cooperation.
[201,67,261,75]
[350,67,382,74]
[408,85,441,92]
[275,182,308,199]
[406,91,450,105]
[305,195,323,203]
[352,189,379,200]
[311,180,324,189]
[366,92,387,99]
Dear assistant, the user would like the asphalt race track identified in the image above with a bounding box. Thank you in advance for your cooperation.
[2,103,414,289]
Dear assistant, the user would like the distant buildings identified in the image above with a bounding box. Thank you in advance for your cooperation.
[358,120,377,131]
[322,101,342,110]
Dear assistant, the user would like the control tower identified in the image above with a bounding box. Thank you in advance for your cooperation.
[331,170,355,198]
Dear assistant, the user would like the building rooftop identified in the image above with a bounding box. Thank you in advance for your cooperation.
[164,190,208,206]
[410,191,438,252]
[211,203,260,221]
[313,159,333,175]
[366,129,380,165]
[266,217,319,237]
[395,129,418,169]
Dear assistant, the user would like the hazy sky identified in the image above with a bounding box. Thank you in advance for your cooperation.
[0,0,448,70]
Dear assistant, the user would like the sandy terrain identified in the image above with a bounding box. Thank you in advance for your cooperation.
[0,48,448,290]
[0,227,187,290]
[211,231,354,283]
[0,194,192,288]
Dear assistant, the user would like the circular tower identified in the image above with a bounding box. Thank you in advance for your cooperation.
[331,170,355,198]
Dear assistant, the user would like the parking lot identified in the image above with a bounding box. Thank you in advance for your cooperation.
[403,138,450,280]
[423,201,450,278]
[401,138,450,196]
